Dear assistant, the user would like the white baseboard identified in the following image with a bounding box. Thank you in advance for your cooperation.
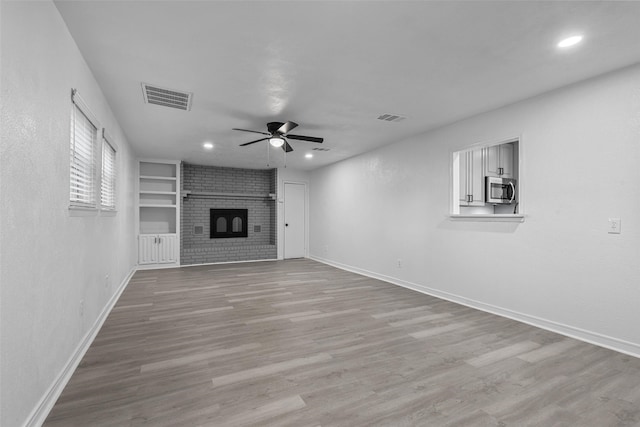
[25,267,137,427]
[136,262,180,270]
[310,255,640,359]
[176,258,279,269]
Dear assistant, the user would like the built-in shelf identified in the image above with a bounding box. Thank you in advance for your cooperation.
[140,178,176,193]
[138,161,180,266]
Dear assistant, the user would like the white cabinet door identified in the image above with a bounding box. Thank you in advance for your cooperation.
[459,151,469,206]
[485,143,514,178]
[138,235,158,265]
[157,234,177,264]
[459,149,484,206]
[138,234,177,265]
[499,143,514,178]
[468,148,484,205]
[485,144,500,177]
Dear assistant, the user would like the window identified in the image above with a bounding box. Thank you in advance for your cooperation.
[101,130,117,210]
[69,89,118,214]
[69,89,100,208]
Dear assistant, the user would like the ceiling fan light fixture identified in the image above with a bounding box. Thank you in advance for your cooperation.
[269,137,285,147]
[234,121,322,153]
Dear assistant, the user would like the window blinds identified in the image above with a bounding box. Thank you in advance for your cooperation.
[69,90,99,207]
[101,130,117,210]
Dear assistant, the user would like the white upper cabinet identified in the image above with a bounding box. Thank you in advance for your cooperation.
[484,142,514,178]
[459,148,485,207]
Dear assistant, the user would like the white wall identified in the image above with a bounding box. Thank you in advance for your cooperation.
[310,63,640,356]
[0,2,137,426]
[277,168,310,259]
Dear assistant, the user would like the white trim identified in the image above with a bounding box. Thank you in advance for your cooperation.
[310,255,640,359]
[453,134,521,153]
[68,206,99,216]
[101,128,118,152]
[173,258,279,269]
[24,268,136,427]
[136,262,181,270]
[71,89,100,129]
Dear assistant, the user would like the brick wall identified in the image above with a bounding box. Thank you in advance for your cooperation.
[181,163,277,264]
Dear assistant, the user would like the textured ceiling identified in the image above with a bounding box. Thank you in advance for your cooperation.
[54,1,640,170]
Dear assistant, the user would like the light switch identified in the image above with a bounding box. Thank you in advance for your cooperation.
[608,218,621,234]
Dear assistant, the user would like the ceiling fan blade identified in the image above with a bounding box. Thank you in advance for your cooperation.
[277,121,298,135]
[286,134,323,143]
[239,137,269,146]
[232,128,270,136]
[282,140,294,153]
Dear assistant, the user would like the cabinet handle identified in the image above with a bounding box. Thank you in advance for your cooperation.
[509,181,516,203]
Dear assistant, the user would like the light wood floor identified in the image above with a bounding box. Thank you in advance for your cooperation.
[45,259,640,426]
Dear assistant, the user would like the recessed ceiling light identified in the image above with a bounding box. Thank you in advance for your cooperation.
[305,153,313,159]
[203,142,213,150]
[557,35,583,48]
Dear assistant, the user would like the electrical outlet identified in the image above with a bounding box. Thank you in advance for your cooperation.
[397,259,402,268]
[608,218,621,234]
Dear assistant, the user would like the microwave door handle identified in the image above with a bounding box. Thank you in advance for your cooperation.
[509,182,516,203]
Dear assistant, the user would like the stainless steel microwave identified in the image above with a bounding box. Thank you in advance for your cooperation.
[485,177,516,204]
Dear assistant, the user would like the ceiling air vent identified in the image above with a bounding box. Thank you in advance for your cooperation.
[377,113,406,123]
[142,83,193,111]
[312,147,330,151]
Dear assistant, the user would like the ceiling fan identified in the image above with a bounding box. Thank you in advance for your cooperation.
[233,121,323,152]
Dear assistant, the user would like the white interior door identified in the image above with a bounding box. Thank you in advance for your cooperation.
[284,182,306,259]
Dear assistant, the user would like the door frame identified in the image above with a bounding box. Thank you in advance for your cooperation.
[279,180,309,260]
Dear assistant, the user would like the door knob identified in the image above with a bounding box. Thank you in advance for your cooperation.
[285,223,289,227]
